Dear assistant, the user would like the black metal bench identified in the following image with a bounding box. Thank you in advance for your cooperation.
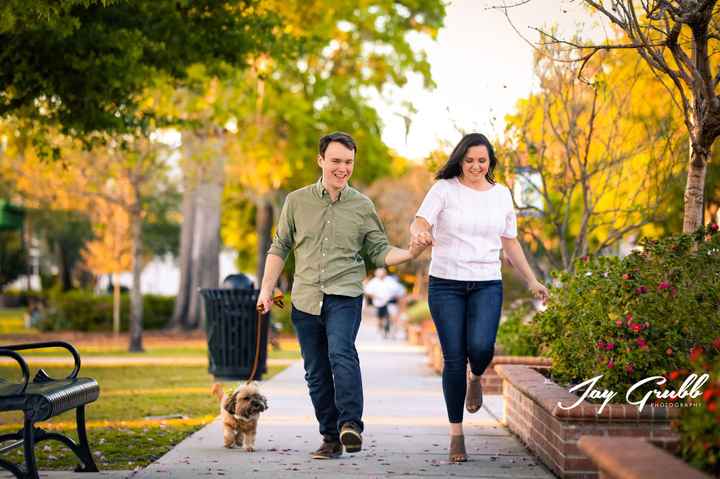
[0,341,100,479]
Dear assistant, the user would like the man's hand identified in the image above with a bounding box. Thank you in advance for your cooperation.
[410,230,435,248]
[409,239,428,258]
[256,289,274,314]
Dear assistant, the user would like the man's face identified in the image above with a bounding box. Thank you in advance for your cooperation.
[318,141,355,191]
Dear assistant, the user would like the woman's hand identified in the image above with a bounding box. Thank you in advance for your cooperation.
[528,280,549,304]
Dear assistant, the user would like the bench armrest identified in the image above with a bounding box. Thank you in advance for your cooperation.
[0,349,31,394]
[0,341,81,380]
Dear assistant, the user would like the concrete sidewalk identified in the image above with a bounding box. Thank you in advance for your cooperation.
[131,321,553,479]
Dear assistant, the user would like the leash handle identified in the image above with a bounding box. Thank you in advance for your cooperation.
[247,293,284,384]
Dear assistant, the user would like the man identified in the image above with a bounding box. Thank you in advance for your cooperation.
[257,132,423,459]
[364,268,405,338]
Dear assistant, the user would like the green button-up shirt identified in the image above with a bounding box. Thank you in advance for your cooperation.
[268,179,393,315]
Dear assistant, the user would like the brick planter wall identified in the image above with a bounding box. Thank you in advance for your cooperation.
[578,437,710,479]
[496,364,679,479]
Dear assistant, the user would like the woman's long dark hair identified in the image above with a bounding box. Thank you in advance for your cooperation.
[435,133,497,184]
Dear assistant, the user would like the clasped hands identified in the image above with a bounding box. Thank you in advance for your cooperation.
[409,230,435,258]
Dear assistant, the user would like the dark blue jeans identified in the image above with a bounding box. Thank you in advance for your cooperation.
[428,276,503,423]
[291,294,364,440]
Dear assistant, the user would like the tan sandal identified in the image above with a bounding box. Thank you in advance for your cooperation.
[449,434,467,462]
[466,370,483,413]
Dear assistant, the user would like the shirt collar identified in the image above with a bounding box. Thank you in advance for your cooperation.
[315,177,349,201]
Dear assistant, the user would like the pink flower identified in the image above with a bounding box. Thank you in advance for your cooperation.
[629,323,642,333]
[615,319,623,327]
[606,342,615,350]
[596,340,605,350]
[713,337,720,350]
[670,287,678,298]
[636,337,647,348]
[666,347,673,356]
[607,359,615,369]
[658,281,671,290]
[711,223,719,232]
[625,364,634,374]
[626,313,633,322]
[622,273,631,281]
[635,286,648,295]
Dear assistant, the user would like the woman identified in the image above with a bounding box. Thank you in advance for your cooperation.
[410,133,548,463]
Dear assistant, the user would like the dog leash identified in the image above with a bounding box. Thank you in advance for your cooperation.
[248,293,285,384]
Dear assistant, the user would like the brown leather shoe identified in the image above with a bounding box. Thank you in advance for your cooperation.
[340,422,363,453]
[310,439,342,459]
[466,370,483,413]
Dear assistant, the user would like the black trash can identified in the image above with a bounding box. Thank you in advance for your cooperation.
[200,286,269,381]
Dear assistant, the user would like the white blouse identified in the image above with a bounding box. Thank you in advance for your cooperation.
[416,177,517,281]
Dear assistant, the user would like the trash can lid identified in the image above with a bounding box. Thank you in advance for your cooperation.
[222,273,255,290]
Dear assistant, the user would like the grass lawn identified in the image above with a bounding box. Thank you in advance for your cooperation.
[0,308,38,335]
[0,363,289,471]
[0,307,301,472]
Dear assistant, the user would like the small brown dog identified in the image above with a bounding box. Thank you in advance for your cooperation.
[211,382,268,451]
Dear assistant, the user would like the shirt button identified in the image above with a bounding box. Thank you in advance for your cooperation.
[324,237,328,241]
[322,253,326,256]
[327,220,330,224]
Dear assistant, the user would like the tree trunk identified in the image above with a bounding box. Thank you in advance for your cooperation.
[174,130,225,329]
[255,195,274,286]
[128,209,144,352]
[112,272,121,336]
[682,140,709,233]
[186,179,223,329]
[169,187,197,329]
[57,243,73,291]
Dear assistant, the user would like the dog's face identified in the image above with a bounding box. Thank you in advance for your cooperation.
[225,383,268,419]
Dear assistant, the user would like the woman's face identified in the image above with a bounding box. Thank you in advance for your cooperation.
[461,145,490,181]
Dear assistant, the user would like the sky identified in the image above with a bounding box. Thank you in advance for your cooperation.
[375,0,610,160]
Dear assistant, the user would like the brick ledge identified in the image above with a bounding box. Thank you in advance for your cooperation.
[578,436,710,479]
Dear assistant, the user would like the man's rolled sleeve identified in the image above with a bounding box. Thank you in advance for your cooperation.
[267,196,294,260]
[363,204,393,267]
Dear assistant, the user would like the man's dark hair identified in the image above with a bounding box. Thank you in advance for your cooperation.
[319,131,357,157]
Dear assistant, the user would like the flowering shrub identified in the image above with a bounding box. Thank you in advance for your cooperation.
[533,224,720,397]
[674,341,720,476]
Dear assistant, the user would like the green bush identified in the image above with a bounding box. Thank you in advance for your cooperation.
[533,224,720,397]
[497,302,539,356]
[0,289,47,307]
[39,290,174,332]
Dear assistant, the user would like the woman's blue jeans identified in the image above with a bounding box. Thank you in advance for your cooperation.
[428,276,503,423]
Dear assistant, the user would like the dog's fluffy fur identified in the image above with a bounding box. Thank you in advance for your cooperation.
[211,382,268,451]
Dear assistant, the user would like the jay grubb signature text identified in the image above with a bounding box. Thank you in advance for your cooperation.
[556,373,709,415]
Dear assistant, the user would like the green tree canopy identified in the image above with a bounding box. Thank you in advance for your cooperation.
[0,0,281,137]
